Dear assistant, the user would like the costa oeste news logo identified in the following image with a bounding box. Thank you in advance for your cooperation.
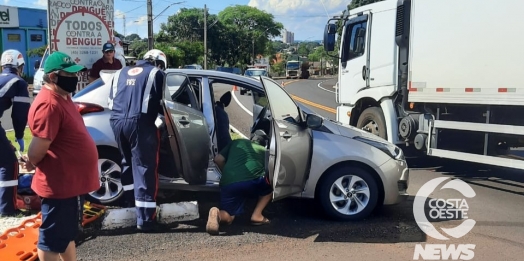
[413,177,476,260]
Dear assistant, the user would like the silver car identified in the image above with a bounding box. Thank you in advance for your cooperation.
[72,69,409,221]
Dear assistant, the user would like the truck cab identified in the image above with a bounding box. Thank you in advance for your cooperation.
[324,0,524,170]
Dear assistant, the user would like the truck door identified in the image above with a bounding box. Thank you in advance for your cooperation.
[339,12,371,103]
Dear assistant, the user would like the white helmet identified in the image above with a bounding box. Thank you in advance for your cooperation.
[1,49,25,67]
[143,49,167,70]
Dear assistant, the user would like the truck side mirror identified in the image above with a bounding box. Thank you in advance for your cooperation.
[34,60,40,70]
[323,23,337,52]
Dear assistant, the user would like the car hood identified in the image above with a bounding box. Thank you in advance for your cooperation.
[300,105,385,140]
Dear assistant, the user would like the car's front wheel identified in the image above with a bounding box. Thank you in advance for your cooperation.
[317,165,379,221]
[86,147,124,206]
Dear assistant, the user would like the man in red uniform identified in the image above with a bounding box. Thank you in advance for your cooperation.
[22,51,99,261]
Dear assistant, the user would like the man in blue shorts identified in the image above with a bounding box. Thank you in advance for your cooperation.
[206,132,273,235]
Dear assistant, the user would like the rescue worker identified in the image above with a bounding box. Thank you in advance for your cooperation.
[108,49,167,232]
[0,49,30,216]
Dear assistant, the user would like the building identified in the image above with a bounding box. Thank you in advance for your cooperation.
[0,5,47,77]
[281,29,294,44]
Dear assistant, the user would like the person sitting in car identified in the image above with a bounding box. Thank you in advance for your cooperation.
[215,91,232,152]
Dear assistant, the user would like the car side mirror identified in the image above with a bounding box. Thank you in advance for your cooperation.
[306,114,323,129]
[34,60,40,70]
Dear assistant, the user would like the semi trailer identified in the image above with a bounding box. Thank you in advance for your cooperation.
[323,0,524,169]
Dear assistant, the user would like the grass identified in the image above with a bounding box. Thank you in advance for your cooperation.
[5,127,32,154]
[230,131,245,140]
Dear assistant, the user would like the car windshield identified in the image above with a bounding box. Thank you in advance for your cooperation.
[245,70,267,76]
[287,62,300,70]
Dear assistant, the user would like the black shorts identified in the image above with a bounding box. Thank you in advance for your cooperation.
[38,195,84,253]
[220,176,273,216]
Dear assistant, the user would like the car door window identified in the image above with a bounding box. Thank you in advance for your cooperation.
[260,79,301,124]
[165,73,199,110]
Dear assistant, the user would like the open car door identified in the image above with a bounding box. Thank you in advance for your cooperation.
[162,72,210,185]
[258,76,312,201]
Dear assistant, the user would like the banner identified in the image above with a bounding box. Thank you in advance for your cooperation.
[48,0,114,90]
[0,6,19,28]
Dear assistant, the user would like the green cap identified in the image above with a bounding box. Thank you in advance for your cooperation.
[44,51,86,74]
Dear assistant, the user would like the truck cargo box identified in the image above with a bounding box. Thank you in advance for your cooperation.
[407,0,524,106]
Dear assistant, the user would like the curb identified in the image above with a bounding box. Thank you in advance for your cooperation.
[100,201,199,230]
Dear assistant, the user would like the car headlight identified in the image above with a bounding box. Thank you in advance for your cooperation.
[353,136,404,160]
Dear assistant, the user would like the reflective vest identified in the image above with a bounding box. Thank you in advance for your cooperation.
[108,61,164,121]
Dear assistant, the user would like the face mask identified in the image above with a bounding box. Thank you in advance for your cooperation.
[55,75,78,93]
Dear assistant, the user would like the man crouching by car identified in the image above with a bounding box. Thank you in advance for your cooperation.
[206,131,272,235]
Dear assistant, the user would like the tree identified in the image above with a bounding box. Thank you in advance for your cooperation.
[218,5,283,65]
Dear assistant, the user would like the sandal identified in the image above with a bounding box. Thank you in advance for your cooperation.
[206,207,220,235]
[251,217,271,226]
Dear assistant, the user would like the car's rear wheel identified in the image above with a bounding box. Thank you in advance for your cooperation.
[317,165,379,221]
[86,147,124,206]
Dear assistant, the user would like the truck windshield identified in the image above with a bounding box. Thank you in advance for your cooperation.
[287,62,299,70]
[245,70,267,76]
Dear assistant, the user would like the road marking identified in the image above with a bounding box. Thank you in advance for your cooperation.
[317,80,336,94]
[231,89,253,116]
[231,79,337,126]
[290,95,337,114]
[281,80,337,114]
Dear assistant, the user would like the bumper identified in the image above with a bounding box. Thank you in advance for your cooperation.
[379,158,410,205]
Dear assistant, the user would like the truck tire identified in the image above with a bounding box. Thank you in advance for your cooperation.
[356,107,388,140]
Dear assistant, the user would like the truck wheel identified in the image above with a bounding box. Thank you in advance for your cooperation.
[356,107,388,140]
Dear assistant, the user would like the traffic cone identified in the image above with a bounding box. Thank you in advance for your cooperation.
[233,85,238,91]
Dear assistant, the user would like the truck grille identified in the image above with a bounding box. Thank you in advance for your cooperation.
[395,5,404,37]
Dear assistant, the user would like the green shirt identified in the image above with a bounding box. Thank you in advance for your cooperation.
[219,139,266,187]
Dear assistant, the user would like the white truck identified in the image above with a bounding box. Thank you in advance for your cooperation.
[285,60,301,79]
[323,0,524,170]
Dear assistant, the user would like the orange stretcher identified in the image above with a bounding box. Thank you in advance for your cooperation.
[0,201,107,261]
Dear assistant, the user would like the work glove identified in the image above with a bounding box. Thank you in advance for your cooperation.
[155,115,165,129]
[16,138,24,152]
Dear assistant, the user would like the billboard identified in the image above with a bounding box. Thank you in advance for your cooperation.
[47,0,115,90]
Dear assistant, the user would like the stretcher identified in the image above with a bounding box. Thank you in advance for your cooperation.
[0,201,107,261]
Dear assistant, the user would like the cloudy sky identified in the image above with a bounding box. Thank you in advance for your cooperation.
[5,0,348,41]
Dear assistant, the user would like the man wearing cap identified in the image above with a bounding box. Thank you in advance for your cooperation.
[21,51,99,261]
[88,42,123,83]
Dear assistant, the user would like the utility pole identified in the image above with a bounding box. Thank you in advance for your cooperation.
[252,38,255,65]
[147,0,154,49]
[203,4,207,69]
[123,14,126,41]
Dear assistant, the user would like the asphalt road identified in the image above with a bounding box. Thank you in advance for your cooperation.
[71,79,524,260]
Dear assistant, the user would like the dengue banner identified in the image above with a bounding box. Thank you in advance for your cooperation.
[47,0,115,91]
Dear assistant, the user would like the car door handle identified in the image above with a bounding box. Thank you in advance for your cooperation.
[178,117,190,125]
[282,132,292,139]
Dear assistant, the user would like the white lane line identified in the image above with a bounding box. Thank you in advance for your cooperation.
[230,89,252,138]
[317,80,336,94]
[231,89,253,116]
[229,124,248,139]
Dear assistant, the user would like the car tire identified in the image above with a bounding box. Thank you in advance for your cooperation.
[317,165,379,221]
[356,107,388,140]
[86,147,124,206]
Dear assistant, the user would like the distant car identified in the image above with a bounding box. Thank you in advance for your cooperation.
[72,69,409,221]
[183,64,203,70]
[241,68,269,95]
